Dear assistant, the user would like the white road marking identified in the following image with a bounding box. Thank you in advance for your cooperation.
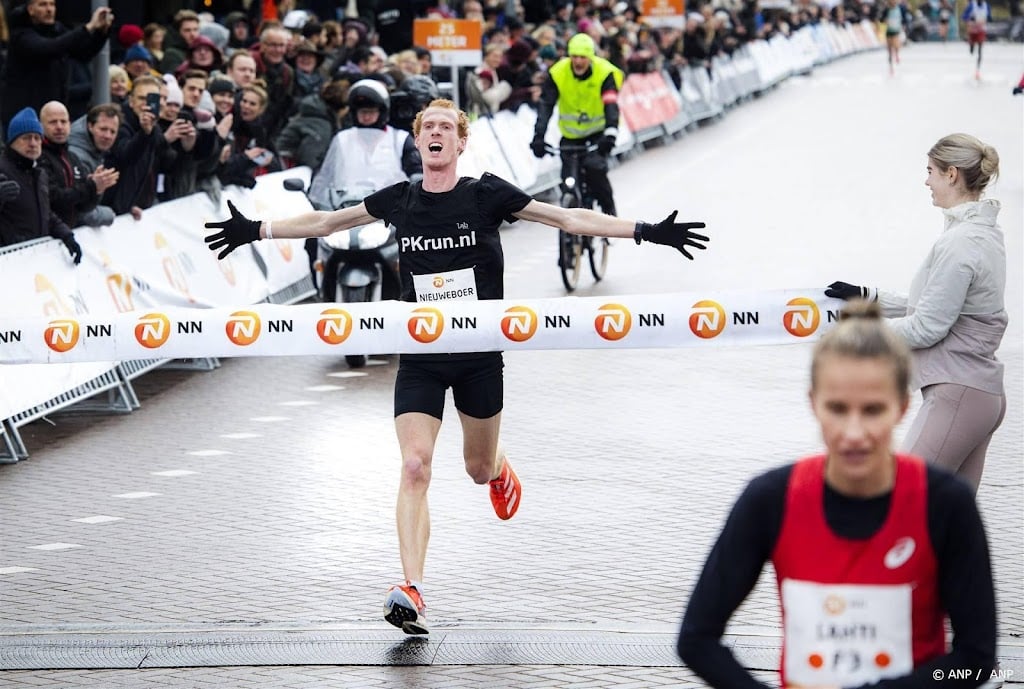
[112,492,161,499]
[186,450,230,456]
[0,567,38,574]
[150,470,198,477]
[71,515,123,524]
[30,543,82,551]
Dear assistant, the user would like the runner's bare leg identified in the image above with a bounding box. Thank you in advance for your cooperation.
[395,412,442,582]
[458,411,504,483]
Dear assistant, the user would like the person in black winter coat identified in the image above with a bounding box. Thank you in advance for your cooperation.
[1,1,113,130]
[102,75,165,218]
[275,79,348,173]
[0,107,82,263]
[38,100,119,228]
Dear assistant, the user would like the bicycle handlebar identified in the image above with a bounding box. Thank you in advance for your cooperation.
[542,141,600,156]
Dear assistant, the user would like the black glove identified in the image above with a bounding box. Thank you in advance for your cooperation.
[530,136,547,158]
[204,200,262,259]
[597,135,615,156]
[61,234,83,265]
[0,176,19,203]
[635,211,709,260]
[1013,85,1023,95]
[825,281,876,301]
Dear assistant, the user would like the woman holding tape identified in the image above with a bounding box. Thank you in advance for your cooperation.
[678,300,997,689]
[204,99,710,636]
[826,133,1005,495]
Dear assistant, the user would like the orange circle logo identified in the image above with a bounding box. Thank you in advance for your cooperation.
[875,652,891,668]
[501,306,538,342]
[808,653,825,669]
[226,310,261,346]
[432,276,445,289]
[44,319,80,353]
[134,313,171,349]
[823,594,846,616]
[594,303,631,341]
[407,307,444,343]
[689,300,726,339]
[317,308,353,345]
[783,297,820,337]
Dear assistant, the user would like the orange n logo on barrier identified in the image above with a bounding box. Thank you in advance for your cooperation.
[408,307,444,343]
[689,300,726,339]
[44,319,80,353]
[595,303,632,341]
[501,306,538,342]
[317,308,353,345]
[783,298,820,337]
[135,313,171,349]
[226,310,261,346]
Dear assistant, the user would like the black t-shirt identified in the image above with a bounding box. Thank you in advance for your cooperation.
[677,463,997,689]
[364,172,532,303]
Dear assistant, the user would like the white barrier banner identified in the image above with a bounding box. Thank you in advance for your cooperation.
[0,290,846,364]
[0,239,118,417]
[245,168,316,296]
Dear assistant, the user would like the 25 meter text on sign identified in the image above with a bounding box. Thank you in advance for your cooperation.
[414,19,482,66]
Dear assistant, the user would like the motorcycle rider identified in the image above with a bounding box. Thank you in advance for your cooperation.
[306,78,423,298]
[531,33,623,217]
[308,78,422,210]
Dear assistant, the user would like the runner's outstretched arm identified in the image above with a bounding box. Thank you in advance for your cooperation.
[514,200,709,260]
[204,200,377,259]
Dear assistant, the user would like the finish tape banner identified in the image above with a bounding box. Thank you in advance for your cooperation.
[0,290,845,364]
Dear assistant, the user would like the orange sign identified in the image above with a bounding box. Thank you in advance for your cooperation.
[637,0,685,27]
[413,19,482,66]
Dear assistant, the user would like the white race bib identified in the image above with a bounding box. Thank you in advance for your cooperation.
[413,267,479,303]
[782,579,913,687]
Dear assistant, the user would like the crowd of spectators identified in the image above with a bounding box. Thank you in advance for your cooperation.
[0,0,893,251]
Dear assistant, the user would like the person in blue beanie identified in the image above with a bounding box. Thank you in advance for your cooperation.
[0,107,83,263]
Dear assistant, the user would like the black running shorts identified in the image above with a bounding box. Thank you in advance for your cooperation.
[394,353,504,420]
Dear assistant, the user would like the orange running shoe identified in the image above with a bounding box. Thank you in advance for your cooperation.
[489,459,521,520]
[383,581,428,635]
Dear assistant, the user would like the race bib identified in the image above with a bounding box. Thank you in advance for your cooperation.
[413,267,479,303]
[782,579,913,687]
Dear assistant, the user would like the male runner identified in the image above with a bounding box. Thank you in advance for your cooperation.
[205,99,710,635]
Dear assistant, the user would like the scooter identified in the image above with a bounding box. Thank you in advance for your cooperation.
[284,179,401,368]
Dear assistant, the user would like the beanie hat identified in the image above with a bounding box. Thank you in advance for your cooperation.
[124,44,154,65]
[506,39,533,66]
[539,44,558,60]
[207,78,236,96]
[567,32,596,57]
[118,24,145,48]
[163,74,184,106]
[6,107,44,144]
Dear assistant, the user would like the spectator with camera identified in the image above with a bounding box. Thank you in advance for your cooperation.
[102,75,166,219]
[1,1,114,131]
[39,100,119,228]
[0,107,83,263]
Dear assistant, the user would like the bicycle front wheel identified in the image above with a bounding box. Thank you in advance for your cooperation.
[558,229,582,292]
[587,236,609,281]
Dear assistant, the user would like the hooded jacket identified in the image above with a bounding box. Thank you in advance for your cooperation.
[274,93,337,171]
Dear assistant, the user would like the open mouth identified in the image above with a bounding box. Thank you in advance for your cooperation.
[428,143,443,153]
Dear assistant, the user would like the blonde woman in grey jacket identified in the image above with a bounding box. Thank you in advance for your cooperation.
[826,133,1005,494]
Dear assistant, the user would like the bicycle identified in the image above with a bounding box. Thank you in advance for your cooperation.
[546,141,610,292]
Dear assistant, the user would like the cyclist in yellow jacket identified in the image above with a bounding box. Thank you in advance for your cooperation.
[531,33,624,217]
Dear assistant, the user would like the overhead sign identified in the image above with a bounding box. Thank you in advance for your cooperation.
[414,18,482,66]
[638,0,685,28]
